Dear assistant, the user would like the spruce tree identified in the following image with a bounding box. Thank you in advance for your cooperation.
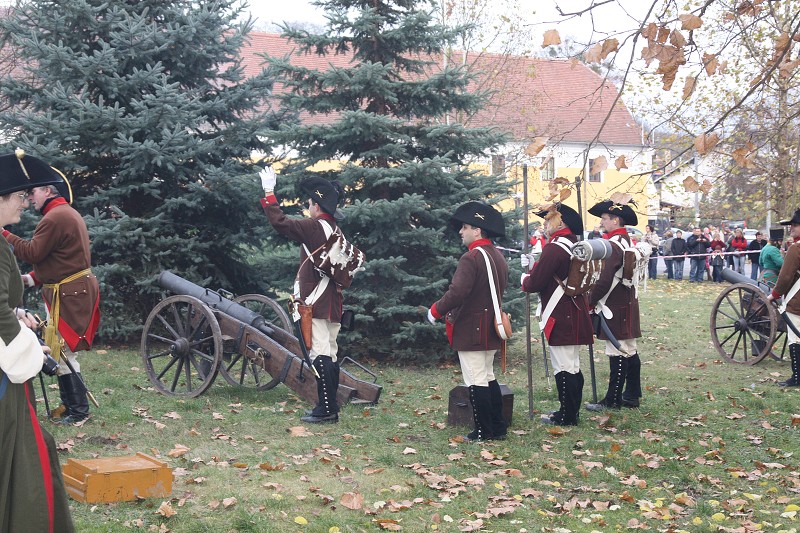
[264,0,518,361]
[0,0,289,338]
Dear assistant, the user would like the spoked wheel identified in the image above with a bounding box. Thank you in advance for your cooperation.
[770,330,787,361]
[710,283,777,364]
[140,295,223,397]
[217,294,291,390]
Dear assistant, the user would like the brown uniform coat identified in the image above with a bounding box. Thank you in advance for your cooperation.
[433,241,508,351]
[588,229,641,340]
[262,200,343,321]
[771,242,800,315]
[5,198,100,351]
[522,230,593,346]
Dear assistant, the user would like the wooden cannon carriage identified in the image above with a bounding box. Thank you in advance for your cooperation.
[139,271,381,406]
[710,267,787,364]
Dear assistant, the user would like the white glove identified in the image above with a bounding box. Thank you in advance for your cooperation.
[21,274,34,287]
[520,253,534,270]
[427,308,436,325]
[520,272,530,287]
[259,166,277,194]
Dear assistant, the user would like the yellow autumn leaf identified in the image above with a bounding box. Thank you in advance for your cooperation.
[785,504,800,512]
[329,527,341,533]
[711,512,726,521]
[294,516,308,525]
[692,517,703,525]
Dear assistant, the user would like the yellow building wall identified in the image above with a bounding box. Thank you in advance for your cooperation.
[496,164,651,233]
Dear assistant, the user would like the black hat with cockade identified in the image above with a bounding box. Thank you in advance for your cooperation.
[299,176,344,217]
[536,203,583,236]
[450,201,505,238]
[0,150,73,204]
[588,199,638,226]
[779,209,800,226]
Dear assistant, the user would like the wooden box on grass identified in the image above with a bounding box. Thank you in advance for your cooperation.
[62,452,172,503]
[446,384,514,428]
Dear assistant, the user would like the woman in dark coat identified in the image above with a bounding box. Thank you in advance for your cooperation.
[521,203,592,425]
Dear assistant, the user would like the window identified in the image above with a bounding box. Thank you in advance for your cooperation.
[589,158,603,182]
[491,154,505,175]
[540,157,555,181]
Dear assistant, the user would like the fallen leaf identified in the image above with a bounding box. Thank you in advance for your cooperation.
[341,492,364,510]
[156,501,176,517]
[288,426,313,437]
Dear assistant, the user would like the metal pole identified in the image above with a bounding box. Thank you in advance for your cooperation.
[523,164,534,419]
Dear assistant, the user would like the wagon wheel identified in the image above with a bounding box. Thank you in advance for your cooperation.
[217,294,291,390]
[140,295,223,397]
[710,283,777,365]
[770,330,787,361]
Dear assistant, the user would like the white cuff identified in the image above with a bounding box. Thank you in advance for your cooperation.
[0,322,45,383]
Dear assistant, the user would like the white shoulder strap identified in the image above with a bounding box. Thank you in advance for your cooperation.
[778,274,800,313]
[299,220,335,306]
[476,247,507,340]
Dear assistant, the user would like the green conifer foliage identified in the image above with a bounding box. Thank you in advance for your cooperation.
[0,1,290,338]
[264,0,519,361]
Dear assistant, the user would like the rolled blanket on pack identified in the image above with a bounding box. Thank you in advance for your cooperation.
[572,239,613,262]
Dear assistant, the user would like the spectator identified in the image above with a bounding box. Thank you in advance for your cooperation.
[586,225,603,239]
[748,232,767,280]
[710,245,725,282]
[643,224,660,280]
[687,228,710,282]
[671,230,688,280]
[760,230,784,288]
[662,231,675,279]
[728,228,748,274]
[708,232,725,253]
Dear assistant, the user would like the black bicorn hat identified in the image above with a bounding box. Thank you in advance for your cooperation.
[299,176,343,217]
[769,227,785,242]
[588,199,638,226]
[450,201,505,238]
[779,208,800,226]
[535,203,583,236]
[0,150,73,204]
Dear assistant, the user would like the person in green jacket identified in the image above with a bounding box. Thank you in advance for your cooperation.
[760,229,785,288]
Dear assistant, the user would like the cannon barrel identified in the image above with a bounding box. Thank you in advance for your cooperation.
[157,271,274,336]
[720,267,771,294]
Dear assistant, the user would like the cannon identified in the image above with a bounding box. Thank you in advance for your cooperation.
[140,271,382,406]
[709,267,787,364]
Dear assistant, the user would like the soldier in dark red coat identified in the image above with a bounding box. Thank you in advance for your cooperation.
[586,199,643,411]
[428,202,508,442]
[259,167,345,424]
[520,203,592,426]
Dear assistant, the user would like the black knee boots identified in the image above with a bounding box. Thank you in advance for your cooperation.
[586,356,626,411]
[622,353,642,407]
[59,372,90,425]
[465,385,495,442]
[487,380,508,439]
[301,356,339,423]
[778,344,800,387]
[543,371,583,425]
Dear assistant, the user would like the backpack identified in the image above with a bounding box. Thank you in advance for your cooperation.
[305,220,366,288]
[551,237,612,296]
[611,237,652,295]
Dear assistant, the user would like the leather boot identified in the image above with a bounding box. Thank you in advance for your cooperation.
[544,372,583,426]
[60,373,90,425]
[542,371,568,425]
[487,380,508,439]
[301,356,339,423]
[622,353,642,407]
[304,359,341,415]
[52,374,72,420]
[586,356,625,411]
[778,344,800,387]
[464,385,494,442]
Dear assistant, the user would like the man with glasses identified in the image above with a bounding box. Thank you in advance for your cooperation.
[2,152,100,425]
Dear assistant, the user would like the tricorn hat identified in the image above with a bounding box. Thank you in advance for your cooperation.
[0,149,73,204]
[769,227,785,242]
[779,208,800,226]
[450,201,505,238]
[536,203,583,236]
[299,176,343,217]
[588,199,638,226]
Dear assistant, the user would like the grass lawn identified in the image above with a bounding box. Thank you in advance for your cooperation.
[45,279,799,532]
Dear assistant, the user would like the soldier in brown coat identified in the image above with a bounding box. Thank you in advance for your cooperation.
[586,199,643,411]
[259,167,345,423]
[3,152,100,425]
[428,202,508,442]
[521,203,592,426]
[766,208,800,387]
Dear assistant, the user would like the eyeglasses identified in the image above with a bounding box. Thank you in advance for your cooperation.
[14,192,28,200]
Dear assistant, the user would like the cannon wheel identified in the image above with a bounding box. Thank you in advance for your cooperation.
[217,294,292,390]
[140,295,223,397]
[710,283,778,365]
